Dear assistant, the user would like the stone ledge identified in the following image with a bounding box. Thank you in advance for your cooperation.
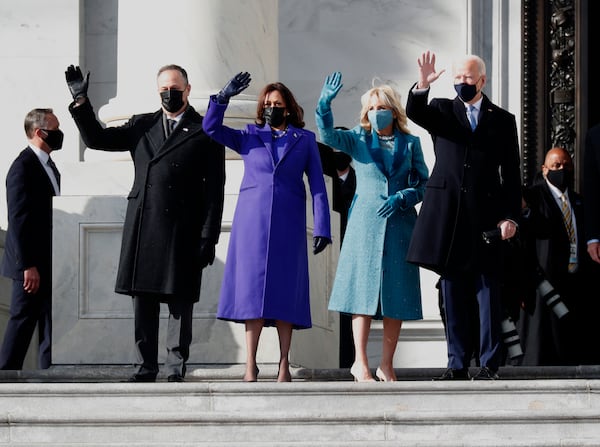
[1,364,600,383]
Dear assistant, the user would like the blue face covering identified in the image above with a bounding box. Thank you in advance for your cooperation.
[367,109,393,132]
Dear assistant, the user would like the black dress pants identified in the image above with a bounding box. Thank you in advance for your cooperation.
[133,295,193,378]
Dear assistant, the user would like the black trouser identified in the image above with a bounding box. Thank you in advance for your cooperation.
[133,295,193,378]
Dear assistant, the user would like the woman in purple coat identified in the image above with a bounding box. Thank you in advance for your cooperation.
[203,73,332,382]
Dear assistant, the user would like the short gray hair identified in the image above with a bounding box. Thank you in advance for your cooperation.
[24,108,53,138]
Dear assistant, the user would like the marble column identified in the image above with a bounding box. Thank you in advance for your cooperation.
[99,0,278,128]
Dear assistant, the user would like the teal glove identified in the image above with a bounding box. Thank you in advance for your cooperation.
[317,71,343,114]
[376,193,405,218]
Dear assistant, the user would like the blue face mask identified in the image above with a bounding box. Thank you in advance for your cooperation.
[367,109,393,132]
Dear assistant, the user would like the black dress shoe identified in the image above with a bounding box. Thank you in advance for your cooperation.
[472,366,499,380]
[167,374,185,382]
[432,368,470,380]
[123,373,157,383]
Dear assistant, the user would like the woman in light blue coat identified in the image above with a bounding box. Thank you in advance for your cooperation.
[316,72,429,381]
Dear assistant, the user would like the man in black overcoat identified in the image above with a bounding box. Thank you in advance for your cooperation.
[405,51,522,380]
[65,64,225,382]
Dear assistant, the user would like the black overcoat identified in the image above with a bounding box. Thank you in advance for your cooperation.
[405,86,522,276]
[69,101,225,301]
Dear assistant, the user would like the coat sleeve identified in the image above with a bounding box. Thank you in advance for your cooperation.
[200,137,226,244]
[499,112,523,224]
[68,100,134,151]
[305,132,331,240]
[202,96,246,152]
[5,159,34,270]
[400,137,429,209]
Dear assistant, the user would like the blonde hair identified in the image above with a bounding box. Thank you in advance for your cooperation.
[359,84,410,134]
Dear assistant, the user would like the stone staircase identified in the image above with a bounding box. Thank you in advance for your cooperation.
[1,365,600,446]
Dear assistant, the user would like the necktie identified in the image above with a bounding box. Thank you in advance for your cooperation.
[468,105,478,131]
[47,157,61,191]
[167,119,176,136]
[560,193,577,272]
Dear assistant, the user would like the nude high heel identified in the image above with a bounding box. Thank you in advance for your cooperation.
[243,366,260,382]
[350,363,376,382]
[375,366,397,382]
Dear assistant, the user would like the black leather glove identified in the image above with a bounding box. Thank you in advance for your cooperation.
[199,240,216,268]
[313,236,330,255]
[216,72,251,104]
[65,65,90,101]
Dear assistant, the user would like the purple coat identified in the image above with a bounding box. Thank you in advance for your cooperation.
[203,98,331,329]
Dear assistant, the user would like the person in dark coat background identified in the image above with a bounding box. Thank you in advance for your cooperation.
[0,108,63,370]
[405,51,522,380]
[65,64,225,382]
[318,133,356,369]
[518,147,599,365]
[582,123,600,364]
[318,130,356,240]
[584,123,600,266]
[203,72,331,383]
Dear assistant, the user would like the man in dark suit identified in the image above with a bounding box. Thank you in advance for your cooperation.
[65,64,225,382]
[584,123,600,264]
[406,51,522,380]
[0,108,63,369]
[518,147,597,365]
[582,123,600,363]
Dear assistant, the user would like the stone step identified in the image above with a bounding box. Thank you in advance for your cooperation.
[2,364,600,382]
[1,366,600,445]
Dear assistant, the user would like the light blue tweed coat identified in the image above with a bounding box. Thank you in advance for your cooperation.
[316,109,429,320]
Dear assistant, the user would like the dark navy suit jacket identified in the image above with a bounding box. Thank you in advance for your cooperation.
[2,147,56,282]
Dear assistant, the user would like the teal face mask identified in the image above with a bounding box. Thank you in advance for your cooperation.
[367,109,393,131]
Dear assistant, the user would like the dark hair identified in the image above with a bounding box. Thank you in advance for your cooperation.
[24,108,53,138]
[255,82,305,128]
[157,64,189,85]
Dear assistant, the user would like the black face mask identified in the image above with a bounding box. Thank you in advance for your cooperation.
[263,107,287,128]
[42,129,64,151]
[454,82,478,102]
[333,152,351,171]
[160,89,185,113]
[546,169,573,192]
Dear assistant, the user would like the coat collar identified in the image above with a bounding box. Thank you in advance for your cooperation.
[257,124,304,166]
[367,130,408,178]
[453,94,493,130]
[150,106,203,157]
